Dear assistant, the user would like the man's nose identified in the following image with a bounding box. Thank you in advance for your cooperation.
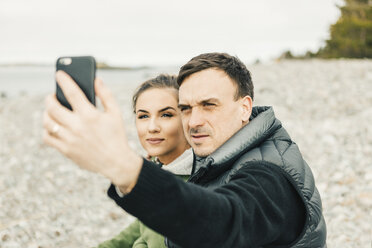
[148,118,160,133]
[188,108,205,128]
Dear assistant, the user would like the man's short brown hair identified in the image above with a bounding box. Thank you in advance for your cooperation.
[178,53,254,100]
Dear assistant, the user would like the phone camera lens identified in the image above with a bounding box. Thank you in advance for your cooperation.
[60,58,72,65]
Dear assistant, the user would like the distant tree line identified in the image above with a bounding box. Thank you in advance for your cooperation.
[280,0,372,59]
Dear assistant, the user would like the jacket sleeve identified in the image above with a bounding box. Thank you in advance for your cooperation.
[96,219,140,248]
[108,159,305,248]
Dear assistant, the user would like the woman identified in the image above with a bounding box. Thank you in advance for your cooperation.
[97,74,192,248]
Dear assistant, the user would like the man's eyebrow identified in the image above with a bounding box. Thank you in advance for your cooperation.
[178,98,220,108]
[200,98,220,104]
[178,103,190,109]
[159,106,176,112]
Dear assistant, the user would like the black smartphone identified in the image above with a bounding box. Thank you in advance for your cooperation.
[56,56,96,110]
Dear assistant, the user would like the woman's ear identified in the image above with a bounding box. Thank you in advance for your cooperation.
[241,96,252,123]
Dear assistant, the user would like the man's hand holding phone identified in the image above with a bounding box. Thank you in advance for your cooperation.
[43,70,142,194]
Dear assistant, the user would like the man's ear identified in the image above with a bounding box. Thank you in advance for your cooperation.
[241,96,252,123]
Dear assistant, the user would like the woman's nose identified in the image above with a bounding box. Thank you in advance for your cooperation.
[148,118,160,133]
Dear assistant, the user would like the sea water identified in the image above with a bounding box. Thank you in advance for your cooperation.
[0,66,179,98]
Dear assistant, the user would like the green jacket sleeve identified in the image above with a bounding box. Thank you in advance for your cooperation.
[96,219,141,248]
[138,221,165,248]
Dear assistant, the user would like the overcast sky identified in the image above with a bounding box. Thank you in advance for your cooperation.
[0,0,343,66]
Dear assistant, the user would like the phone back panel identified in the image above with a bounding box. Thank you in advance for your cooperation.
[56,56,96,110]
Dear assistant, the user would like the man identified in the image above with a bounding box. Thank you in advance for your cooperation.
[43,53,326,247]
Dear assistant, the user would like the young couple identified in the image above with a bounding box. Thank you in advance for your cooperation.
[44,53,326,247]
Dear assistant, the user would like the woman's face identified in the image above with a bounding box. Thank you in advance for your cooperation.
[135,87,189,164]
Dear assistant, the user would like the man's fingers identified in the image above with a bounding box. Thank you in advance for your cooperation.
[43,110,70,140]
[56,70,92,112]
[45,93,75,128]
[42,129,67,154]
[95,78,121,114]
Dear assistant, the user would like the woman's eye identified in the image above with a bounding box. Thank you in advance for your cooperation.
[138,115,149,119]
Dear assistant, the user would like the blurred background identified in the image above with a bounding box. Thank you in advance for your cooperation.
[0,0,352,66]
[0,0,371,247]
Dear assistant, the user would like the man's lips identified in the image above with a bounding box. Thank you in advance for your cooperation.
[146,138,165,145]
[191,134,209,142]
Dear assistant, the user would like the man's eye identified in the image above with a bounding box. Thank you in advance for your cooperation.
[203,103,216,107]
[162,113,173,118]
[138,115,149,119]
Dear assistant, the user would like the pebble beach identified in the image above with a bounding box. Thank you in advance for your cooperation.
[0,59,371,247]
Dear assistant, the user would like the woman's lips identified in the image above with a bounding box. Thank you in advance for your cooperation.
[146,138,165,145]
